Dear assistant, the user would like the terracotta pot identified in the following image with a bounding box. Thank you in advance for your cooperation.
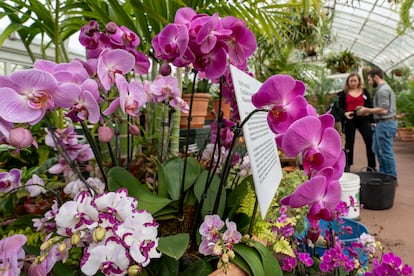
[397,127,414,141]
[180,93,211,128]
[209,263,247,276]
[212,99,231,120]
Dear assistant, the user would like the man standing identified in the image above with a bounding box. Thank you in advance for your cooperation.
[356,68,397,178]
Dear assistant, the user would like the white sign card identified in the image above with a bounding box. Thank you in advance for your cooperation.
[230,65,283,219]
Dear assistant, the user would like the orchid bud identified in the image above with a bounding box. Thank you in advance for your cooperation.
[105,22,118,33]
[221,252,229,263]
[227,249,235,259]
[128,125,140,136]
[9,127,33,148]
[71,233,81,245]
[92,226,106,242]
[160,62,172,76]
[127,265,141,276]
[98,126,114,143]
[213,243,222,256]
[40,240,51,251]
[39,253,47,263]
[57,242,67,253]
[306,226,321,244]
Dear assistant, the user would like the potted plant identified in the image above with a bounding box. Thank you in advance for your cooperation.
[1,6,413,276]
[180,72,213,128]
[324,49,361,74]
[396,85,414,141]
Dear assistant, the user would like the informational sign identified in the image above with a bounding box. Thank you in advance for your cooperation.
[230,65,283,219]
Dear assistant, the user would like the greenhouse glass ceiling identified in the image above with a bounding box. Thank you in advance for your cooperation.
[323,0,414,73]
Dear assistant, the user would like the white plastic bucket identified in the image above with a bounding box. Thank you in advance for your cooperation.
[339,172,361,220]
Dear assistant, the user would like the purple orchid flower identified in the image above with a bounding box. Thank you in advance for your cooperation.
[0,234,27,276]
[107,24,141,49]
[150,75,181,103]
[0,69,58,124]
[62,84,100,124]
[221,16,257,68]
[280,174,341,221]
[96,48,135,91]
[152,23,190,61]
[129,48,151,75]
[103,74,147,116]
[79,20,101,50]
[0,168,22,193]
[174,7,197,26]
[252,75,308,134]
[281,115,342,175]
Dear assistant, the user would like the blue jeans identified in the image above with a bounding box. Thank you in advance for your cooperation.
[372,121,397,178]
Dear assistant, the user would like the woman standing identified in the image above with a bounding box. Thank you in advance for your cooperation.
[338,72,376,171]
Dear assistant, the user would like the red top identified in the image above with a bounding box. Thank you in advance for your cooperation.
[346,93,364,111]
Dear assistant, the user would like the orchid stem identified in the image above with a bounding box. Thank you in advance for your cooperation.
[81,121,107,185]
[178,69,198,217]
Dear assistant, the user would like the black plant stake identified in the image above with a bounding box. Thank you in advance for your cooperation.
[212,108,268,214]
[178,69,198,218]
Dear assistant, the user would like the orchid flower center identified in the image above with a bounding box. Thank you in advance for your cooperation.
[270,104,288,122]
[28,91,53,109]
[303,148,324,167]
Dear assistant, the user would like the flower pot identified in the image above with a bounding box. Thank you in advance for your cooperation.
[212,98,231,120]
[180,93,211,128]
[355,171,397,210]
[397,127,414,141]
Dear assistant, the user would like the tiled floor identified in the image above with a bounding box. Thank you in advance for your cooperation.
[350,132,414,266]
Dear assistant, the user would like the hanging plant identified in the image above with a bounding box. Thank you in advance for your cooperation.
[324,49,361,74]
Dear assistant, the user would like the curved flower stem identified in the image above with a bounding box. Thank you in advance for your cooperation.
[248,198,258,235]
[47,126,97,196]
[0,184,63,205]
[80,121,107,185]
[213,108,268,214]
[178,69,198,217]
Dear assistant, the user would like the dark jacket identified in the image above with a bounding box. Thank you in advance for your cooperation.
[338,88,374,122]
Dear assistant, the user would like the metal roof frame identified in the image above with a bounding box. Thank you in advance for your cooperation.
[323,0,414,73]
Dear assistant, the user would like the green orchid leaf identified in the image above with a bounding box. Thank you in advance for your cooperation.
[251,240,283,276]
[225,176,251,219]
[233,243,265,276]
[158,256,179,276]
[107,166,171,214]
[157,157,201,201]
[200,174,226,218]
[179,258,214,275]
[232,254,253,276]
[157,233,189,259]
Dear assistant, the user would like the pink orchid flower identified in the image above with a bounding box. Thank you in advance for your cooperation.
[169,97,189,113]
[281,173,341,221]
[25,174,47,197]
[281,115,342,176]
[0,69,58,124]
[63,84,101,123]
[97,48,135,91]
[107,24,141,49]
[150,75,181,103]
[0,168,21,193]
[222,16,257,68]
[103,74,147,116]
[152,23,190,61]
[252,75,308,134]
[0,234,27,276]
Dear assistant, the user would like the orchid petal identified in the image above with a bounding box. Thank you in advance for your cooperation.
[281,175,327,208]
[281,116,321,157]
[0,88,43,123]
[252,75,305,108]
